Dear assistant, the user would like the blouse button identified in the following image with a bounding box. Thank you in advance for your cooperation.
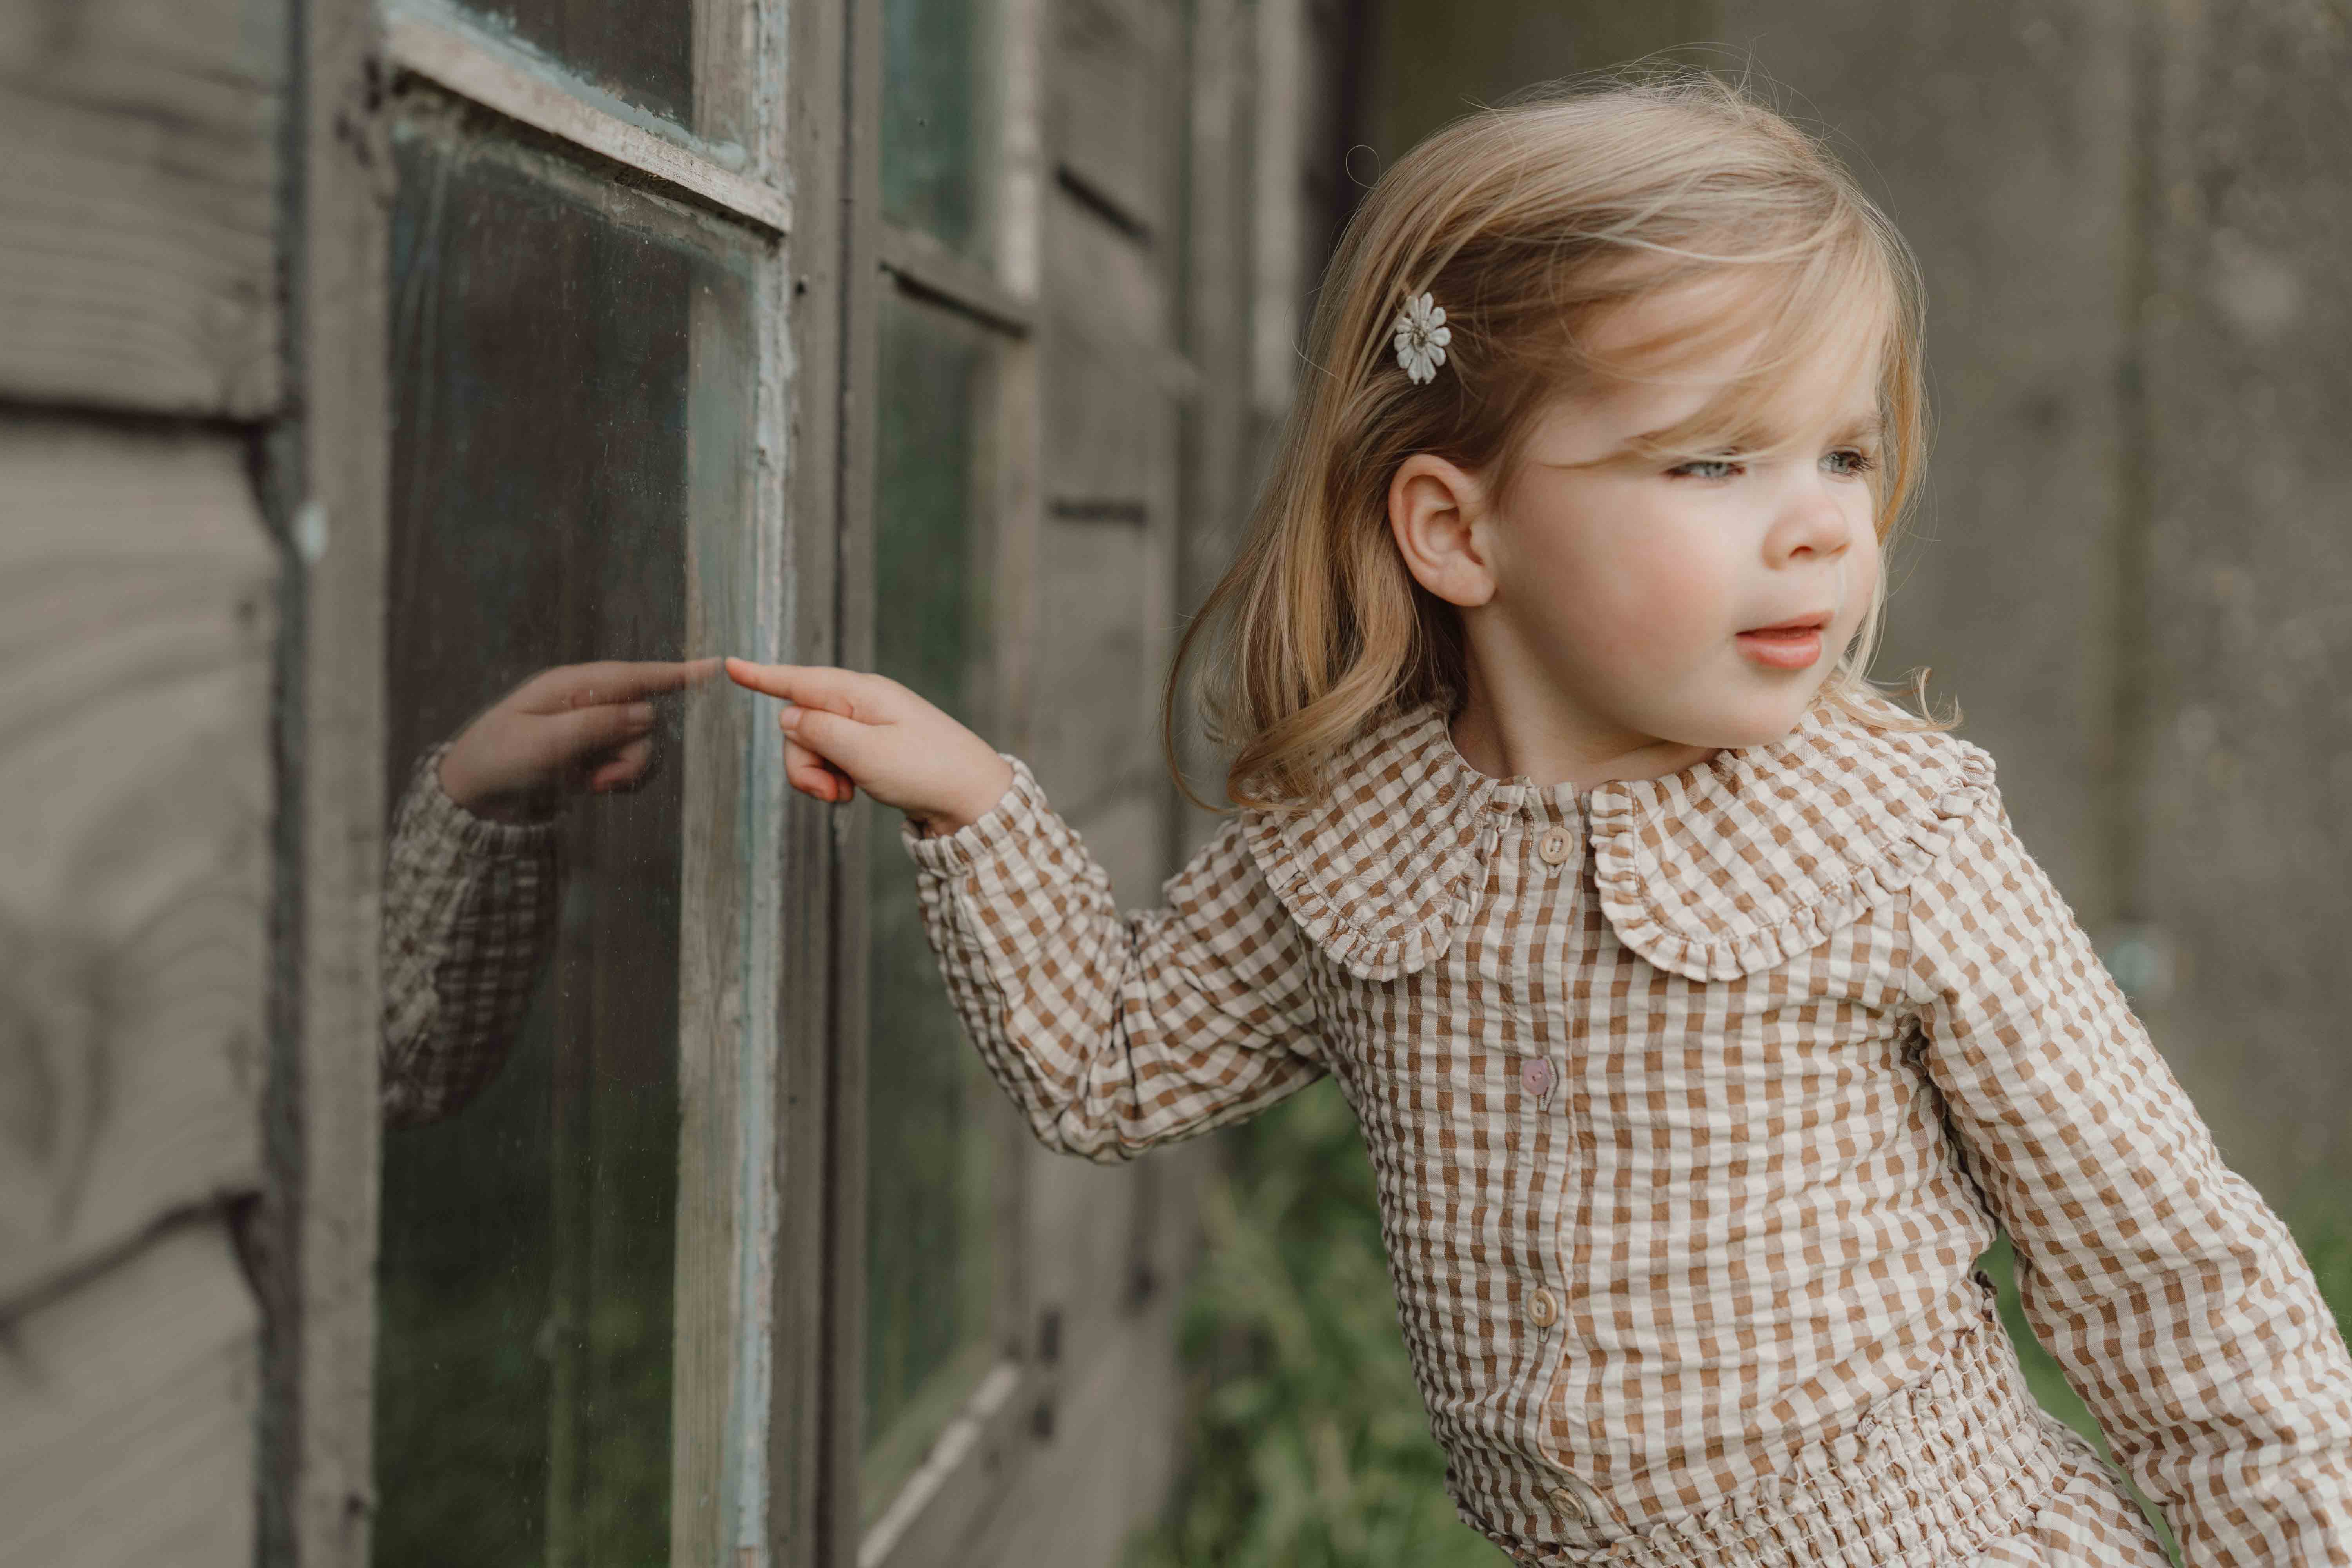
[1519,1057,1554,1098]
[1537,827,1572,865]
[1525,1286,1559,1329]
[1546,1485,1591,1526]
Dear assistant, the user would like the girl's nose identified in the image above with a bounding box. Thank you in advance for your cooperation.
[1767,482,1854,564]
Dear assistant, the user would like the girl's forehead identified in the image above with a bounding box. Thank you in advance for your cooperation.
[1532,273,1892,464]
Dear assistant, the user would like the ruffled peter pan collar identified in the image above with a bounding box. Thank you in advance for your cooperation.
[1241,695,1998,984]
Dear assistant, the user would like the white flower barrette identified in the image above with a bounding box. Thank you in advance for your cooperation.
[1392,291,1451,385]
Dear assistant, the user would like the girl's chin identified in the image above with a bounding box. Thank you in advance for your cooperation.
[1658,688,1825,753]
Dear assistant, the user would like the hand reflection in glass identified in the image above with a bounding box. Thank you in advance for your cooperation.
[437,657,722,823]
[380,657,720,1129]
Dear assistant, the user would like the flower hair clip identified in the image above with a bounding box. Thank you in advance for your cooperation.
[1392,291,1451,385]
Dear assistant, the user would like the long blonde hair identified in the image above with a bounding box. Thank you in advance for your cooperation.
[1168,71,1942,810]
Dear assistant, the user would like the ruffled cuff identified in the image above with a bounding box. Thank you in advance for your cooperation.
[395,742,563,861]
[899,755,1052,876]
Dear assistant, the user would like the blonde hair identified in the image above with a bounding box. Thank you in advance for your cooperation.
[1167,71,1946,810]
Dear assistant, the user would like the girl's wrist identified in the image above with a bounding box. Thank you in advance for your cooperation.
[910,754,1015,838]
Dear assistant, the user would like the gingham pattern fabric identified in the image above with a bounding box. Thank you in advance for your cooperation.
[906,696,2352,1566]
[379,744,561,1128]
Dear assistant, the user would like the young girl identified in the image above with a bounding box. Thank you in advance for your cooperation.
[730,77,2352,1566]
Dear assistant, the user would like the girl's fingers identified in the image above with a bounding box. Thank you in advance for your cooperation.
[784,737,850,802]
[526,657,718,710]
[587,736,657,792]
[542,697,659,765]
[724,659,897,721]
[777,702,890,779]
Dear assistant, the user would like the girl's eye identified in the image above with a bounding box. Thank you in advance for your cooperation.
[1668,457,1742,480]
[1823,448,1877,478]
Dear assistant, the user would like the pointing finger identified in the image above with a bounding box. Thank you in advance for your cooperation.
[724,659,899,720]
[525,659,718,710]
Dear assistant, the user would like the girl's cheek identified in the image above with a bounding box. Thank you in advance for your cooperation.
[1567,574,1712,674]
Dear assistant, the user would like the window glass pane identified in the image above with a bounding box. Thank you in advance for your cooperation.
[452,0,700,131]
[374,123,758,1567]
[862,288,1002,1512]
[880,0,998,258]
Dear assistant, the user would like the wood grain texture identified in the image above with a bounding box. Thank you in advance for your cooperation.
[0,0,285,414]
[0,1218,260,1568]
[270,0,392,1554]
[1051,0,1181,238]
[0,425,276,1306]
[1033,187,1180,821]
[771,0,852,1559]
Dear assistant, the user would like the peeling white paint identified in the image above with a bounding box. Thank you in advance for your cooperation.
[386,5,791,234]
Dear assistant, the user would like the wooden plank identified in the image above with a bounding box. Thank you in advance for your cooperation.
[670,282,753,1567]
[769,0,853,1559]
[1052,0,1181,238]
[1018,1136,1145,1384]
[1247,0,1309,415]
[1065,789,1167,916]
[857,1361,1031,1568]
[1024,520,1166,818]
[823,2,891,1561]
[963,1292,1187,1567]
[880,222,1038,338]
[0,0,283,414]
[1047,182,1169,350]
[268,0,394,1555]
[0,426,275,1305]
[1171,0,1259,838]
[0,1219,260,1568]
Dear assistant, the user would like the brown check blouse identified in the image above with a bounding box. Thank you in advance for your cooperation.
[379,744,560,1129]
[904,695,2352,1566]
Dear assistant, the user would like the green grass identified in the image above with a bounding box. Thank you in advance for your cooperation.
[1128,1080,2352,1567]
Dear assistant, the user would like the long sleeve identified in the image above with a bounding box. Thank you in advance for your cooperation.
[380,745,563,1128]
[1906,806,2352,1566]
[904,757,1326,1163]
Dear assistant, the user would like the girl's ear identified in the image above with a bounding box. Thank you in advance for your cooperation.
[1388,453,1496,608]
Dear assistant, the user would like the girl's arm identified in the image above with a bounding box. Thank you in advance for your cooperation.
[727,661,1326,1161]
[382,659,711,1126]
[381,741,562,1127]
[1907,807,2352,1566]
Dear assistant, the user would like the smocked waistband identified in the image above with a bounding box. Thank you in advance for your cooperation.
[1484,1321,2086,1568]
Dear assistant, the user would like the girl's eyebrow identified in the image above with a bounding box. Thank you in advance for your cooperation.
[1529,407,1883,472]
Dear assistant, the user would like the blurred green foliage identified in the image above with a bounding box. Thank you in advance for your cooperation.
[1129,1078,2352,1568]
[1125,1082,1500,1567]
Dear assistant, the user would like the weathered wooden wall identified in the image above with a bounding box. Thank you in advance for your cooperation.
[1356,0,2352,1218]
[0,426,278,1566]
[970,0,1236,1556]
[0,0,286,414]
[0,0,286,1533]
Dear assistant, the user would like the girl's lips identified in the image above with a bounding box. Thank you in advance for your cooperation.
[1736,621,1828,669]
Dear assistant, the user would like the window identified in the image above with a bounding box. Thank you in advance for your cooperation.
[370,3,788,1564]
[362,0,1270,1561]
[841,3,1037,1555]
[860,289,1011,1514]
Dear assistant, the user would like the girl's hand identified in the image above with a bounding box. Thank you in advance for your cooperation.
[723,659,1014,837]
[439,658,720,823]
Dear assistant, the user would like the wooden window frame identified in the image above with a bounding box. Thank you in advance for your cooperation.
[285,0,819,1560]
[817,1,1052,1564]
[284,0,1265,1562]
